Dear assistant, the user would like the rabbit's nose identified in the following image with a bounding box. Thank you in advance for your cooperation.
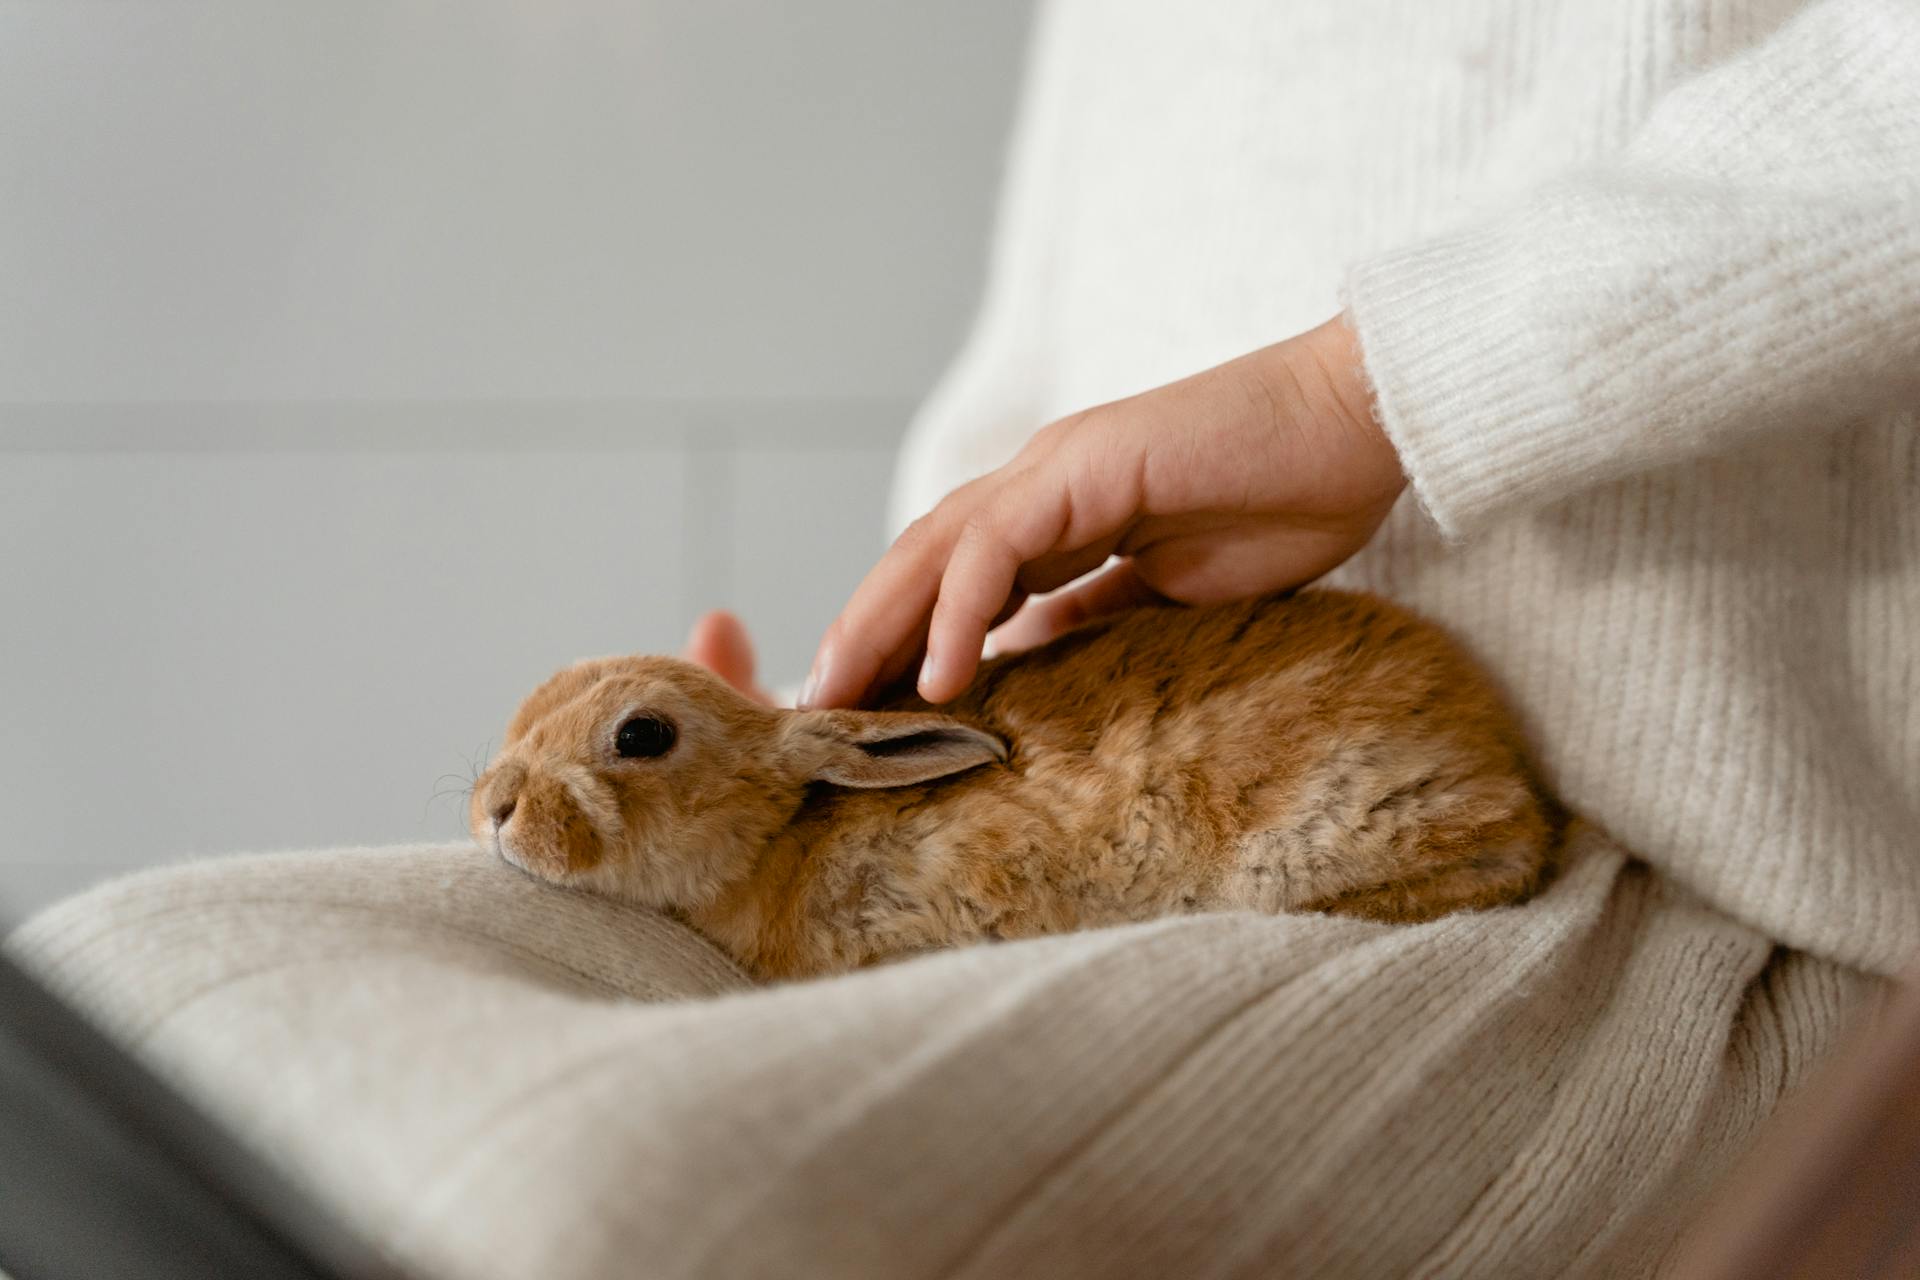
[491,798,517,828]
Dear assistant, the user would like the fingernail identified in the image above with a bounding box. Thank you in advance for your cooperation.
[798,647,829,708]
[916,650,943,701]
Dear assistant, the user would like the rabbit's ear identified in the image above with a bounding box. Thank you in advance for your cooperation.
[794,710,1007,789]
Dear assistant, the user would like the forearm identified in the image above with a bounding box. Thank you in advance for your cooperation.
[1346,0,1920,538]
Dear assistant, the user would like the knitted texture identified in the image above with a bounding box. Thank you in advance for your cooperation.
[5,835,1879,1279]
[894,0,1920,975]
[6,3,1916,1276]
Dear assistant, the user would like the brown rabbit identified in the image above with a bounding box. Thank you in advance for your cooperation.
[471,589,1559,981]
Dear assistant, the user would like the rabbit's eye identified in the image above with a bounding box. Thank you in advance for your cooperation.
[615,715,677,759]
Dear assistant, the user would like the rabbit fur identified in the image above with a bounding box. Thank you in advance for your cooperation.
[472,589,1559,981]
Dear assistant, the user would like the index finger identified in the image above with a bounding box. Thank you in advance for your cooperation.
[799,486,985,708]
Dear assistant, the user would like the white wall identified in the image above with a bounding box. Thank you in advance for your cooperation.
[0,1,1034,919]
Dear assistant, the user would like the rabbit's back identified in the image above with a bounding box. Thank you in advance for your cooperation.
[760,590,1556,978]
[896,589,1555,922]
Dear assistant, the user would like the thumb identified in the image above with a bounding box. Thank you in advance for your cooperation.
[683,610,777,706]
[986,560,1169,656]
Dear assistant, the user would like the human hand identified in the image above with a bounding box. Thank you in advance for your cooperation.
[800,314,1402,708]
[683,610,777,707]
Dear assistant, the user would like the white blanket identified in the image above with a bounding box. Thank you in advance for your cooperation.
[7,829,1877,1278]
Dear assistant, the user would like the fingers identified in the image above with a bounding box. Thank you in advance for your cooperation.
[804,411,1140,708]
[683,610,776,706]
[987,560,1169,655]
[800,509,955,709]
[802,464,1054,708]
[918,472,1073,702]
[683,610,750,683]
[802,317,1398,710]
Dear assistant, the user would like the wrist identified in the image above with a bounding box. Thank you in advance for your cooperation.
[1296,313,1405,508]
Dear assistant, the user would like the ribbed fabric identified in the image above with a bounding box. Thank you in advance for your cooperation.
[4,834,1881,1279]
[5,5,1915,1277]
[894,0,1920,976]
[1348,2,1920,537]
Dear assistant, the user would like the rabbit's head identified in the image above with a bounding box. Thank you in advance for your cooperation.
[471,655,1007,910]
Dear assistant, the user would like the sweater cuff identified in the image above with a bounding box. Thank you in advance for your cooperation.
[1347,175,1920,541]
[1343,209,1609,541]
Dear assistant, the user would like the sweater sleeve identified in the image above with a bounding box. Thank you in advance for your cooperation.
[1343,0,1920,540]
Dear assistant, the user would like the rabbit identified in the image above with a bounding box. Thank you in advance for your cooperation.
[470,589,1560,981]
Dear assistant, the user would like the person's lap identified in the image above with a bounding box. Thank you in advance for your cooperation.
[6,828,1876,1279]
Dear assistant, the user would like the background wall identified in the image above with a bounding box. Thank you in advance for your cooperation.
[0,0,1035,918]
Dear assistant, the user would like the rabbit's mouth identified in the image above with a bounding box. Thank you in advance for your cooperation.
[472,756,622,885]
[481,800,610,886]
[492,827,562,881]
[491,816,607,883]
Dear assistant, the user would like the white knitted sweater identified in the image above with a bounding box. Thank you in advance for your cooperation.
[894,0,1920,976]
[5,10,1911,1273]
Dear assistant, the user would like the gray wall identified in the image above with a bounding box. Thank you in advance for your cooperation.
[0,0,1034,919]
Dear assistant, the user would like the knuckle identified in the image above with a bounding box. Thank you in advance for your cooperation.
[957,511,1015,560]
[895,512,940,552]
[1038,408,1097,447]
[1017,412,1083,466]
